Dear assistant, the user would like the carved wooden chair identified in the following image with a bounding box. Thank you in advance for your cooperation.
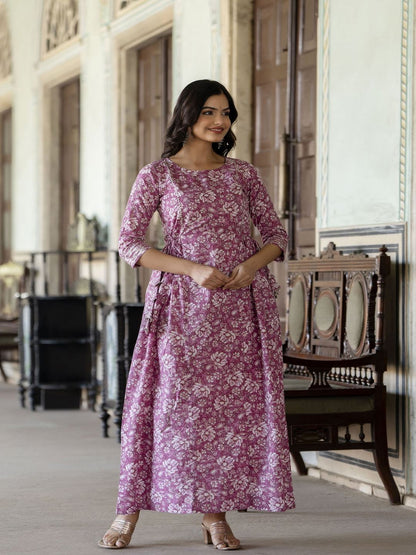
[283,242,401,504]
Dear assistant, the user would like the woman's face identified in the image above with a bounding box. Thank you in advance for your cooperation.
[190,93,231,145]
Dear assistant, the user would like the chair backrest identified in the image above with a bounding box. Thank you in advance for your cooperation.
[285,242,390,386]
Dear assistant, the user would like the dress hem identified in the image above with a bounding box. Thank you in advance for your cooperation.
[116,503,296,516]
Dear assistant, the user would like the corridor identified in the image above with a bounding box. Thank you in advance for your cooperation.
[1,380,415,555]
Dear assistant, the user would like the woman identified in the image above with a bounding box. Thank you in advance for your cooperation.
[99,80,295,550]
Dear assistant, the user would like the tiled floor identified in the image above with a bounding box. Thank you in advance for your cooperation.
[1,379,415,555]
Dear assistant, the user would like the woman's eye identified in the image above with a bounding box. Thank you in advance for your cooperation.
[201,110,230,117]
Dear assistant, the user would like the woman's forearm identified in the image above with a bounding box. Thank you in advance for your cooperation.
[137,248,195,276]
[138,244,281,275]
[138,247,230,290]
[222,244,282,290]
[244,244,282,272]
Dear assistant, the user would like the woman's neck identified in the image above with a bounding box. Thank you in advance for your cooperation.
[171,141,224,170]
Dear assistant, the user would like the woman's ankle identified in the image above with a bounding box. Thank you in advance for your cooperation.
[116,512,140,525]
[202,512,226,525]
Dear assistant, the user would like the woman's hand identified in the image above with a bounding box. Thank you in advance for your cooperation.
[222,245,282,290]
[189,263,230,290]
[222,261,257,290]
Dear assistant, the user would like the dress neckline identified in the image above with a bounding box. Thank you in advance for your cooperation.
[166,157,228,174]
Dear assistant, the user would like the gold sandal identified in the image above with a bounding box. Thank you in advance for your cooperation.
[98,517,136,549]
[201,521,241,551]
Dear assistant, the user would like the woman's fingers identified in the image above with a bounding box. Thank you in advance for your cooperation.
[190,262,257,290]
[223,264,255,290]
[190,264,230,289]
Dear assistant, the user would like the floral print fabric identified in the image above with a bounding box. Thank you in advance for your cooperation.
[116,157,295,514]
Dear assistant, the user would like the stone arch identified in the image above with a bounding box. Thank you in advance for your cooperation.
[42,0,79,56]
[0,2,12,79]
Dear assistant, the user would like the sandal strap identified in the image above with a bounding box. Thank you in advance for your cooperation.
[210,521,228,530]
[208,521,239,548]
[110,518,136,536]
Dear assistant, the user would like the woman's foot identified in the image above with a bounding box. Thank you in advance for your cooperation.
[98,513,139,549]
[201,513,240,551]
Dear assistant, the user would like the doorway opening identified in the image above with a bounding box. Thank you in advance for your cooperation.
[254,0,317,258]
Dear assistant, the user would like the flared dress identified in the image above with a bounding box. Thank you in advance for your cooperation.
[116,157,295,514]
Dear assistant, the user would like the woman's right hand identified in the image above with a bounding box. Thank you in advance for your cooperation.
[189,263,230,290]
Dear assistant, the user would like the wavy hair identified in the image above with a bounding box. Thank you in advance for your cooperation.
[162,80,238,158]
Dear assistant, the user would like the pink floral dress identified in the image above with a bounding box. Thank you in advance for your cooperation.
[116,157,295,514]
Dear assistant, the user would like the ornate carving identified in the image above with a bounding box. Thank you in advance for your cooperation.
[320,241,342,259]
[43,0,79,54]
[318,242,368,260]
[0,3,12,79]
[308,367,332,389]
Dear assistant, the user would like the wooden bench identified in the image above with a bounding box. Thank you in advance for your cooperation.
[283,242,401,504]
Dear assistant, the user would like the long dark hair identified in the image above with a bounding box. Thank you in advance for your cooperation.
[162,80,238,158]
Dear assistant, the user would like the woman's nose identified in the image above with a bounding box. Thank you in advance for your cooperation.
[215,113,228,125]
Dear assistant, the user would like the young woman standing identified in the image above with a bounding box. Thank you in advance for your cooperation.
[99,80,295,550]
